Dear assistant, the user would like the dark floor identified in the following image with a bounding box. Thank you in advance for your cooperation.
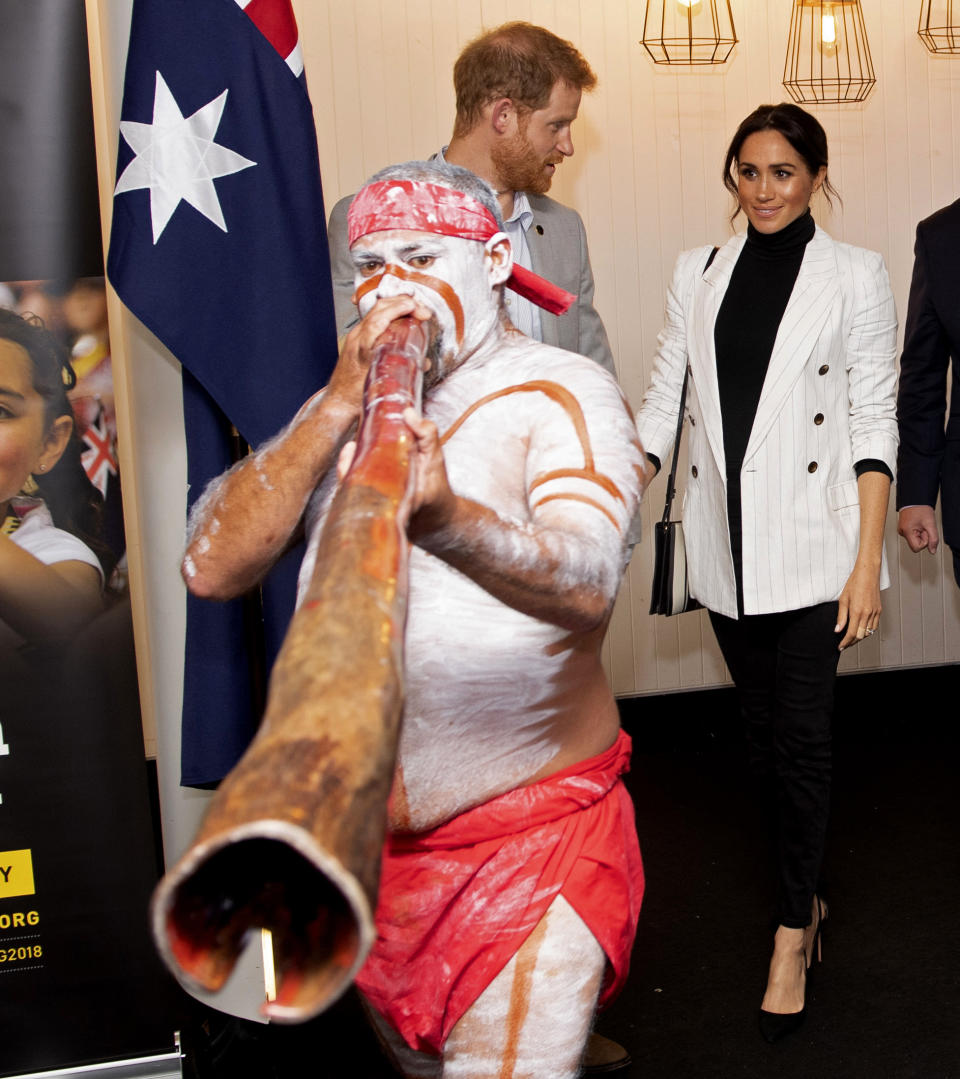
[183,664,960,1079]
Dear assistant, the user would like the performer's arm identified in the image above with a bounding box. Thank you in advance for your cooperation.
[402,409,633,633]
[183,296,427,600]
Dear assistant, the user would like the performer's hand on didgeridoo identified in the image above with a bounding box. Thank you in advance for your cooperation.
[401,408,457,540]
[328,295,434,420]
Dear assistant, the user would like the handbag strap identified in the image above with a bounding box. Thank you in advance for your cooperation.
[659,245,718,526]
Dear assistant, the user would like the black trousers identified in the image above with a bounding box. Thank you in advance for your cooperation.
[709,602,842,929]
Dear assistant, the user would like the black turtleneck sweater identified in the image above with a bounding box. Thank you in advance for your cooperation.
[715,211,815,613]
[715,210,816,484]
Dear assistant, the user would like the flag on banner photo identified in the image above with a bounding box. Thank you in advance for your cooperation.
[108,0,338,785]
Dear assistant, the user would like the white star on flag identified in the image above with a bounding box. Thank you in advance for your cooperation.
[115,71,256,244]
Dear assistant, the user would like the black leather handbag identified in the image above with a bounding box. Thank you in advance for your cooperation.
[648,366,702,616]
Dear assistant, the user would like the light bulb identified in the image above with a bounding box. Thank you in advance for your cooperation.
[818,7,840,56]
[676,0,703,13]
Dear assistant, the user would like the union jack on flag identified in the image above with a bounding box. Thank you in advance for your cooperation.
[81,403,118,499]
[107,0,338,785]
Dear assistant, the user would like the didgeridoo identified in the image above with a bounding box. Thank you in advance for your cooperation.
[151,317,428,1022]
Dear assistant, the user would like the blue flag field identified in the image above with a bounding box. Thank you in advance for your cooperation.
[108,0,338,785]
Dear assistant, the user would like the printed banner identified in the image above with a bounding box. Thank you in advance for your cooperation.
[0,627,180,1076]
[0,3,179,1072]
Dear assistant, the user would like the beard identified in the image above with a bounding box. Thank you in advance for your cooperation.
[491,130,559,196]
[421,317,461,391]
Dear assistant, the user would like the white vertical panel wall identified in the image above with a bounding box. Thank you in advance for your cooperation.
[294,0,960,694]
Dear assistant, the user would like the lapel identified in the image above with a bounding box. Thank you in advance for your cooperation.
[690,235,744,478]
[744,227,838,461]
[525,196,560,347]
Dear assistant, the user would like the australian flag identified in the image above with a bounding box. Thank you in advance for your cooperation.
[107,0,338,785]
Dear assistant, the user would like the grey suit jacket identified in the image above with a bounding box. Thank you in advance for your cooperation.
[326,180,615,376]
[637,228,898,618]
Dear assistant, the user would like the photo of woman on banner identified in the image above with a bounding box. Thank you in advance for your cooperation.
[0,308,107,654]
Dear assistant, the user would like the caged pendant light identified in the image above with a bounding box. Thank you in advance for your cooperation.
[640,0,738,65]
[918,1,960,53]
[783,0,876,104]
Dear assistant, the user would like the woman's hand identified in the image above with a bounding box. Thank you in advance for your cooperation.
[835,471,891,651]
[835,559,882,650]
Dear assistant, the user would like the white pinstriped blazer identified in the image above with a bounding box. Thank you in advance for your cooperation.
[637,227,898,618]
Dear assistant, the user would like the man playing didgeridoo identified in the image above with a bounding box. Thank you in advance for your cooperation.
[182,160,646,1079]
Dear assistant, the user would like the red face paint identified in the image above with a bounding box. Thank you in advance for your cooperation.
[353,263,466,347]
[347,179,576,316]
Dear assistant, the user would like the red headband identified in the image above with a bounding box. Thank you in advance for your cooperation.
[347,179,575,316]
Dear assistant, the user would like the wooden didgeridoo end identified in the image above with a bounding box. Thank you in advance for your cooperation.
[150,815,376,1023]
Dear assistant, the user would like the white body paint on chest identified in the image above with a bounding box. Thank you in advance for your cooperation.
[299,335,642,832]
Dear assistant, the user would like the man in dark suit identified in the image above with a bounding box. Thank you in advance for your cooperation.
[896,199,960,587]
[327,21,616,377]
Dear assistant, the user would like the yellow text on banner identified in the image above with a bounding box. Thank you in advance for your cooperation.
[0,850,36,900]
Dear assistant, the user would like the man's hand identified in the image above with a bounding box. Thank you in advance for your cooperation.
[898,504,939,554]
[394,407,618,632]
[326,295,433,419]
[403,408,457,539]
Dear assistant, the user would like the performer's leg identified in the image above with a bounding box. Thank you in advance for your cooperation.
[441,894,606,1079]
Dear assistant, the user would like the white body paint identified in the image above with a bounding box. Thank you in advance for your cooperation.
[366,895,604,1079]
[298,332,642,831]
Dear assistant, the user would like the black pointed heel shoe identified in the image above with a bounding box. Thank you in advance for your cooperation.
[758,896,826,1044]
[758,996,806,1043]
[806,894,827,968]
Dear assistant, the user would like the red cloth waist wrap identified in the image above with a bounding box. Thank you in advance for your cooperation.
[355,728,644,1053]
[347,179,577,316]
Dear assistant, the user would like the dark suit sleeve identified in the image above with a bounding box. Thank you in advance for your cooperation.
[896,223,951,510]
[326,193,360,338]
